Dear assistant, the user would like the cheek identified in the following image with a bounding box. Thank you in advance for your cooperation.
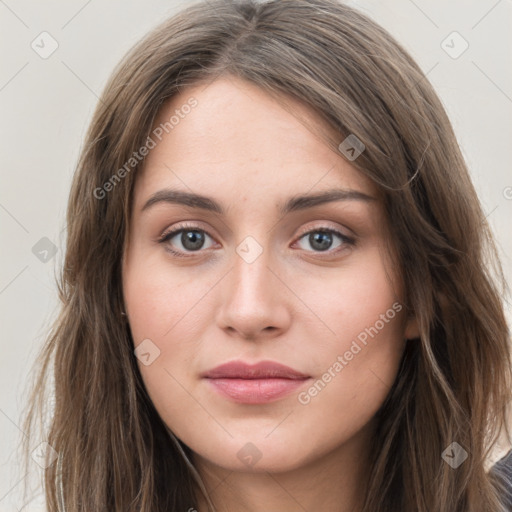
[123,256,218,415]
[295,245,402,347]
[293,303,405,458]
[123,255,216,346]
[294,247,405,420]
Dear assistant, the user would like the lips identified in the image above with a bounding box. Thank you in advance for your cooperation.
[202,360,309,379]
[202,360,311,404]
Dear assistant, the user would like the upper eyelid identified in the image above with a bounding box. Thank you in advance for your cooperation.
[160,221,215,239]
[161,220,350,237]
[295,223,353,239]
[160,221,354,248]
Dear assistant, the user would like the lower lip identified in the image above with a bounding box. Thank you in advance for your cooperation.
[205,377,310,404]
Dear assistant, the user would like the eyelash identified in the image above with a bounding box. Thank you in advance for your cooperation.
[157,222,356,258]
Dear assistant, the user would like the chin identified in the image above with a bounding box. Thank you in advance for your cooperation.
[189,434,325,474]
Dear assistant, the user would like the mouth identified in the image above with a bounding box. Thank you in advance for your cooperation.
[201,360,311,404]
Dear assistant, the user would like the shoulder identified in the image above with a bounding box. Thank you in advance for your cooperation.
[490,449,512,510]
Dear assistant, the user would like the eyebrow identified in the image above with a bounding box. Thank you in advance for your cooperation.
[140,187,376,216]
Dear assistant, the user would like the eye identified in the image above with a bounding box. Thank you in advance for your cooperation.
[294,227,355,254]
[158,223,356,258]
[158,223,216,257]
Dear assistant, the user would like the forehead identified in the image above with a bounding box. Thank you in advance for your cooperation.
[133,76,377,211]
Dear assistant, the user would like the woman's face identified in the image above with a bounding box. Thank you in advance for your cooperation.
[122,76,418,474]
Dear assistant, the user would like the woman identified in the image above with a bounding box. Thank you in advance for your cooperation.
[22,0,512,510]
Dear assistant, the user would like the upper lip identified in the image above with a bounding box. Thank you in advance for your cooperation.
[202,360,309,380]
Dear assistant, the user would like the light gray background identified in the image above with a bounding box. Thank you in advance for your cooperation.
[1,0,511,510]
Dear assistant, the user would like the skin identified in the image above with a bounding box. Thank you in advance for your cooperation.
[122,75,419,512]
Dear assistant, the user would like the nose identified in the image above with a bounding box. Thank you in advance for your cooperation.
[215,243,292,341]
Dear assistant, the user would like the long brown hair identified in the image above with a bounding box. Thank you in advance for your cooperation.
[21,0,512,510]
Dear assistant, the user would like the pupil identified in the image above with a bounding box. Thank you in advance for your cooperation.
[182,230,204,250]
[310,231,332,251]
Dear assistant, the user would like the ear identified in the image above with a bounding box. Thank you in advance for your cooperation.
[404,312,419,340]
[403,289,448,340]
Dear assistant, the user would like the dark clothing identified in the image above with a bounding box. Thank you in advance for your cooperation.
[491,449,512,510]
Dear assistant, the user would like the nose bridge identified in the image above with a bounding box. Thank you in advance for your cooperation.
[231,235,277,308]
[216,234,291,338]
